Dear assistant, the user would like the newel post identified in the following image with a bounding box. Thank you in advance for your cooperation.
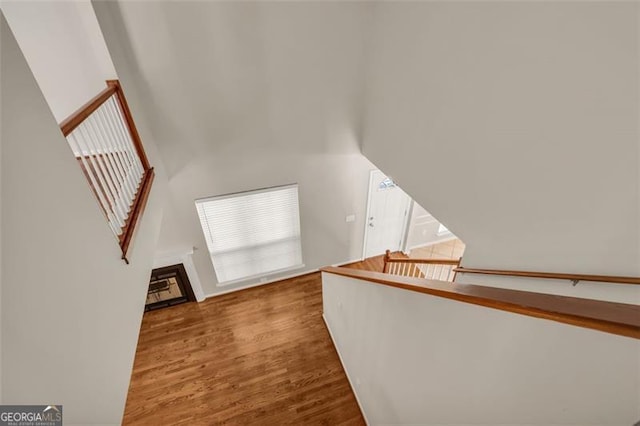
[383,250,391,273]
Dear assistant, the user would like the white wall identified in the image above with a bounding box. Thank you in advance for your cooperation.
[93,1,376,296]
[155,153,374,296]
[1,0,117,122]
[0,18,3,401]
[1,14,165,424]
[363,2,640,278]
[323,272,640,425]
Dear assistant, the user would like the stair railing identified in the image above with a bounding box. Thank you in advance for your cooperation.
[454,267,640,286]
[60,80,154,263]
[322,266,640,339]
[383,250,461,281]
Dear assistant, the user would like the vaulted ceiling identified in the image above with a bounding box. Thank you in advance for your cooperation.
[102,1,372,177]
[97,1,640,278]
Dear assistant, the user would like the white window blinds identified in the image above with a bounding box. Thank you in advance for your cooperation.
[195,184,303,284]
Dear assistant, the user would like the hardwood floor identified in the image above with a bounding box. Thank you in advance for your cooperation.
[124,272,365,425]
[341,252,405,272]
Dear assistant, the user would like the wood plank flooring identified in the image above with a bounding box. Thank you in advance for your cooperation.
[341,252,405,272]
[123,272,365,425]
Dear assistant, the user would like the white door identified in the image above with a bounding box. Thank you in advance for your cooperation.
[363,170,412,259]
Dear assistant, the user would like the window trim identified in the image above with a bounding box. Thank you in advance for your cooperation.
[195,183,304,285]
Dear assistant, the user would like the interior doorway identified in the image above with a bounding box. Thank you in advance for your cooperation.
[363,170,412,259]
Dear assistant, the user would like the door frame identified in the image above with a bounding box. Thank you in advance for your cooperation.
[361,169,412,260]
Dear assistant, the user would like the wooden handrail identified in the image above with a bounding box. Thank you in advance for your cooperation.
[454,267,640,286]
[106,80,151,170]
[387,257,460,265]
[321,266,640,340]
[383,249,460,274]
[60,85,118,136]
[60,80,154,263]
[119,168,155,264]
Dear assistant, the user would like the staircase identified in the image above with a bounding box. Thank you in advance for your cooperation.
[321,265,640,425]
[382,249,460,281]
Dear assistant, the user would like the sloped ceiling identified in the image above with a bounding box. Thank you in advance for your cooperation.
[103,1,371,178]
[98,1,639,279]
[361,2,640,275]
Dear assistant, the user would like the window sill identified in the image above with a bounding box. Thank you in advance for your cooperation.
[216,263,306,287]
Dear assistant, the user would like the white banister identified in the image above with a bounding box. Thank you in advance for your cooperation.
[59,80,154,262]
[95,106,136,203]
[383,254,460,282]
[64,90,146,242]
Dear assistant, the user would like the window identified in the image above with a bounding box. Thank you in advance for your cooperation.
[195,184,303,285]
[437,223,451,235]
[378,177,397,190]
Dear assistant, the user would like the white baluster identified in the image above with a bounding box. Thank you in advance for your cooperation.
[83,118,128,224]
[75,125,125,230]
[67,133,120,237]
[92,107,135,205]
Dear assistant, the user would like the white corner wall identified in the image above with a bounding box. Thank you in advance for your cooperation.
[92,1,376,297]
[0,22,3,401]
[322,272,640,425]
[1,0,117,122]
[1,14,165,424]
[154,153,375,296]
[363,2,640,277]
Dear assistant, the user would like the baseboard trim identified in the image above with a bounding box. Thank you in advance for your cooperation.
[203,270,316,299]
[204,258,364,299]
[332,258,365,267]
[322,314,370,426]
